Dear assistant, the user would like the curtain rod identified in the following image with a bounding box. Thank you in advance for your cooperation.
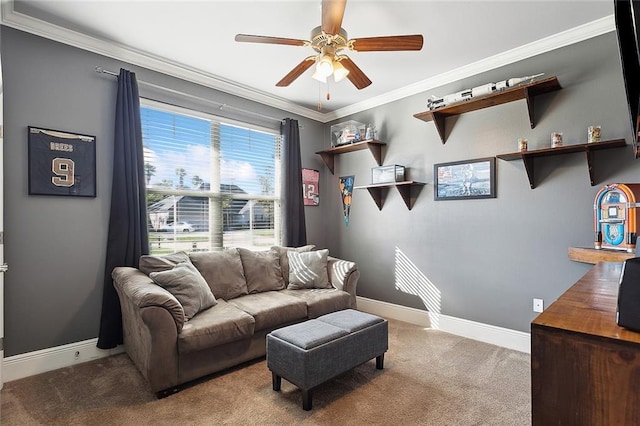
[95,67,295,126]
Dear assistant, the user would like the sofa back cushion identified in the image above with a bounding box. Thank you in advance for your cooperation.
[149,262,217,320]
[189,249,248,300]
[271,245,315,285]
[139,251,190,275]
[287,249,332,290]
[238,248,286,293]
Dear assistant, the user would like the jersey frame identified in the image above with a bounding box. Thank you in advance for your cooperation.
[28,126,96,197]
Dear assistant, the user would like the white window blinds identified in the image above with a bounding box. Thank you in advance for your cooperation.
[141,100,282,253]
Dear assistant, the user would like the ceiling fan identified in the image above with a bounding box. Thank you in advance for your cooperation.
[235,0,423,90]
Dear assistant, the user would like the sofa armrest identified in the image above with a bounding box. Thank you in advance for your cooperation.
[112,267,185,332]
[327,256,360,308]
[112,267,182,393]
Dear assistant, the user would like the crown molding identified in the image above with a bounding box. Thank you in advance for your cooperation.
[0,0,326,122]
[1,0,615,124]
[324,14,616,122]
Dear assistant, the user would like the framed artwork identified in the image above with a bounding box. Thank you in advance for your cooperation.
[302,168,319,206]
[434,157,495,200]
[28,126,96,197]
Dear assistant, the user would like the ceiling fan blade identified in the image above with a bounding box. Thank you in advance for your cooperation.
[339,56,372,90]
[276,57,316,87]
[350,35,424,52]
[235,34,307,47]
[322,0,347,35]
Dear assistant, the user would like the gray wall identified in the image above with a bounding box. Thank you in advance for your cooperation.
[3,24,639,357]
[322,32,640,333]
[0,26,325,356]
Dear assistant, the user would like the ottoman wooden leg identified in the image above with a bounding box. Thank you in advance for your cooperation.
[272,373,281,391]
[376,354,384,369]
[302,389,313,411]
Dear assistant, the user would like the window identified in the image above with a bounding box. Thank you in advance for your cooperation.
[141,100,281,254]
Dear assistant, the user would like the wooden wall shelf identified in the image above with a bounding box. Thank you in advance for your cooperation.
[315,139,386,174]
[568,247,636,264]
[413,76,561,144]
[496,139,626,189]
[354,181,425,210]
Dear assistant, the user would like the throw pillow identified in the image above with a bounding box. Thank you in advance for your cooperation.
[238,248,286,293]
[139,251,190,276]
[287,249,331,290]
[189,249,248,300]
[149,262,217,320]
[271,245,315,285]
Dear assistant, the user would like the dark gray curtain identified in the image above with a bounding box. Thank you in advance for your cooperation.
[97,68,149,349]
[281,118,307,246]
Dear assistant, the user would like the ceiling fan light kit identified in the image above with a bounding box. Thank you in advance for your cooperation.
[235,0,423,94]
[332,61,349,83]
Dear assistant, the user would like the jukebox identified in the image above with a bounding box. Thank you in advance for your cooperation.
[594,183,640,252]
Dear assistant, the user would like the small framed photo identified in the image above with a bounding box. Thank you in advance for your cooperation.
[434,157,496,200]
[28,126,96,197]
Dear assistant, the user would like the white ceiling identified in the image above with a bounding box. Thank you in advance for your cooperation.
[2,1,615,121]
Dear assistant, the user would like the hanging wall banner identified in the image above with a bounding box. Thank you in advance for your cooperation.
[339,175,354,227]
[302,168,320,206]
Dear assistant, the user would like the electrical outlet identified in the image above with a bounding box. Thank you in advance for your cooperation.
[533,298,544,313]
[74,350,80,361]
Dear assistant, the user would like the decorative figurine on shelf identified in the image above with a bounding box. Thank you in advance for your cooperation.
[426,73,545,110]
[365,124,373,140]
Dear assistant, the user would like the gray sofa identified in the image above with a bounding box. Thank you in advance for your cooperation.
[112,246,359,397]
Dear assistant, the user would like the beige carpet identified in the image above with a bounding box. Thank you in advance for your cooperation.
[1,319,531,425]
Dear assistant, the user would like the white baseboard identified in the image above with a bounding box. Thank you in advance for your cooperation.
[356,296,531,354]
[2,338,123,383]
[1,299,530,384]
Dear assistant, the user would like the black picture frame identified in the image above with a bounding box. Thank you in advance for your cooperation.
[434,157,496,200]
[28,126,96,197]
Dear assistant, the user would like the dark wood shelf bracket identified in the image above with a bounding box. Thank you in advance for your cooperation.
[522,156,536,189]
[355,181,425,210]
[364,186,384,210]
[524,87,535,128]
[432,113,446,145]
[366,143,383,168]
[317,152,336,174]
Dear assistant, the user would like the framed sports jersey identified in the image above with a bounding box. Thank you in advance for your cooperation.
[28,127,96,197]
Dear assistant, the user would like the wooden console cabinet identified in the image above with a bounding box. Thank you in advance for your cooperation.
[531,262,640,425]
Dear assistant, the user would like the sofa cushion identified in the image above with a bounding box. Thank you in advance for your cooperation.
[271,245,315,285]
[229,291,307,331]
[178,300,255,354]
[287,249,331,290]
[139,251,190,276]
[189,249,248,300]
[282,288,351,318]
[149,262,217,320]
[238,248,286,293]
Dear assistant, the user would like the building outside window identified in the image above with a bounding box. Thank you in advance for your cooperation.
[141,100,282,254]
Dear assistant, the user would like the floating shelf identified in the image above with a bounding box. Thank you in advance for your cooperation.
[315,139,386,174]
[496,139,626,189]
[413,76,562,144]
[354,180,426,210]
[568,247,635,264]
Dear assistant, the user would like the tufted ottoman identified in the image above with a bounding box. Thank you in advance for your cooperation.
[266,309,388,410]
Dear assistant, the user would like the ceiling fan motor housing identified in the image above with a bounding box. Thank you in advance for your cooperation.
[310,26,349,53]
